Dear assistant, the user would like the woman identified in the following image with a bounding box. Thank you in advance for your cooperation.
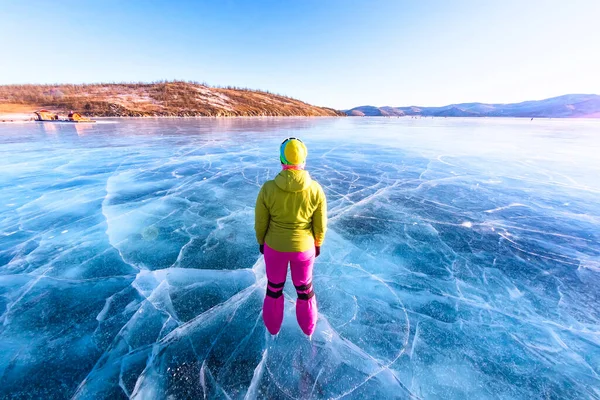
[255,137,327,337]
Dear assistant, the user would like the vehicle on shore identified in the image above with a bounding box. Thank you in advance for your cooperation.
[34,110,96,123]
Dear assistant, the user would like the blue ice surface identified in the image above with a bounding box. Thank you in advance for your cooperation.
[0,117,599,399]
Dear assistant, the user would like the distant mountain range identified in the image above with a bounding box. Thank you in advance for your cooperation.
[346,94,600,118]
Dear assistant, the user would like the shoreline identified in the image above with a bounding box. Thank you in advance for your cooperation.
[2,113,599,123]
[3,113,596,122]
[0,114,346,123]
[0,113,34,123]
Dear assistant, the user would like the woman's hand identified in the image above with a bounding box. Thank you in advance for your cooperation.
[315,246,321,258]
[260,245,264,254]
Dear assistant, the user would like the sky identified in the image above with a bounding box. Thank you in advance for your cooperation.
[1,0,599,109]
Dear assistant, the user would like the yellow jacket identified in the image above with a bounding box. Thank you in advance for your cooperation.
[255,169,327,252]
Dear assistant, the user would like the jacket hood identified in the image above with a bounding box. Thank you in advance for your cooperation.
[274,169,312,193]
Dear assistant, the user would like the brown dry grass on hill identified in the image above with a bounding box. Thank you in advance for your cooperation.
[0,81,344,117]
[0,103,42,113]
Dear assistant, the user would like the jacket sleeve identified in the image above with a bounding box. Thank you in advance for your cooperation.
[255,184,270,245]
[312,187,327,247]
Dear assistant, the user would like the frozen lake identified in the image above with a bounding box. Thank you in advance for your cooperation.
[1,117,599,399]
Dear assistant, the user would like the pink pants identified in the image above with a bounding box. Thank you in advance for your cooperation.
[263,244,317,336]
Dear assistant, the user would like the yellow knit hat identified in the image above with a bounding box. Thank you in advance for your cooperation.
[280,138,307,166]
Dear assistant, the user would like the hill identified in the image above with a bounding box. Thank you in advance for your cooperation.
[346,94,600,118]
[0,82,345,117]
